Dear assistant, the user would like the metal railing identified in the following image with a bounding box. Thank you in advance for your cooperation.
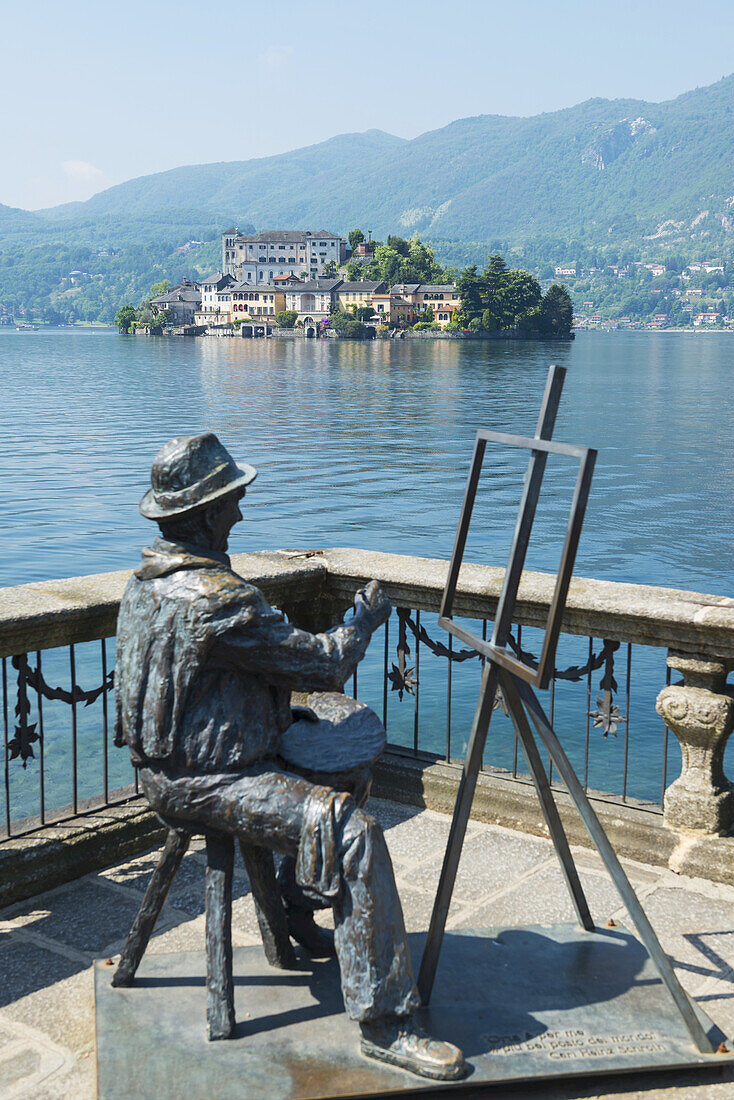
[352,609,673,813]
[1,548,732,840]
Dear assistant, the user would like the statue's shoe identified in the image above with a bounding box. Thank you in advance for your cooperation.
[360,1015,468,1081]
[286,911,336,958]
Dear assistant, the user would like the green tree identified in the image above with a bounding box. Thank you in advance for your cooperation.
[276,310,298,328]
[505,269,542,327]
[348,229,365,252]
[331,309,366,338]
[149,279,171,298]
[456,266,483,323]
[369,244,406,284]
[114,304,137,333]
[322,260,337,277]
[386,235,410,258]
[538,285,573,337]
[481,254,511,329]
[407,235,444,282]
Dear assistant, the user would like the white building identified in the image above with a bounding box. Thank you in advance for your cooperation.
[195,273,236,326]
[284,278,342,332]
[222,230,346,283]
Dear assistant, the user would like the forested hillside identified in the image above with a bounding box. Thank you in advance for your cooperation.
[3,76,734,323]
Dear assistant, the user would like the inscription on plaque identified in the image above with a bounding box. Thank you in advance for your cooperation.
[485,1029,671,1061]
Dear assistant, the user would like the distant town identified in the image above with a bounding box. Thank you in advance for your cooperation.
[564,259,733,330]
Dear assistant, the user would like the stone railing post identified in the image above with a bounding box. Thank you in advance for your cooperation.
[656,652,734,834]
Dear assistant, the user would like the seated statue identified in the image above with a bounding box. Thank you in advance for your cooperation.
[114,432,466,1082]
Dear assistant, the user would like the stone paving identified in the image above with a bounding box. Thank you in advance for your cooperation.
[1,798,733,1100]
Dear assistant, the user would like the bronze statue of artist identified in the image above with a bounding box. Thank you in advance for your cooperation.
[114,432,466,1082]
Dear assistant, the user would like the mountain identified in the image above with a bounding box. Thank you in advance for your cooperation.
[26,77,734,244]
[38,130,407,222]
[3,77,734,321]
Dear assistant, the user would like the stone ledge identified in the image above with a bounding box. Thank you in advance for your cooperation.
[321,548,734,658]
[2,547,734,659]
[0,802,165,910]
[372,752,734,888]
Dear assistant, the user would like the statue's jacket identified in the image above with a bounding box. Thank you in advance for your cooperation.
[114,538,373,775]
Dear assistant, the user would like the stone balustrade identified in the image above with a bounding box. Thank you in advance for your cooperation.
[1,548,732,872]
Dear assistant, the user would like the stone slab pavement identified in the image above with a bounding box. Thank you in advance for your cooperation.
[0,798,732,1100]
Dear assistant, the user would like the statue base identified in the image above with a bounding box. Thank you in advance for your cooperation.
[95,925,730,1099]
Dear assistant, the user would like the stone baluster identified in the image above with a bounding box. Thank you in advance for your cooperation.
[656,652,733,835]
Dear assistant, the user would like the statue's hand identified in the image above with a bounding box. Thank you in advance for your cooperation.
[354,580,392,630]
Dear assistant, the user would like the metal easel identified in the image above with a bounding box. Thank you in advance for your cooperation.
[416,364,713,1055]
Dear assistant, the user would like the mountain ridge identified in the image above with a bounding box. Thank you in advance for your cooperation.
[4,77,734,244]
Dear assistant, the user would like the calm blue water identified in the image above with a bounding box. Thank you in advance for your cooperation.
[1,328,732,822]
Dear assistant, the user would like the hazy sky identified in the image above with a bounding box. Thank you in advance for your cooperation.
[2,0,733,210]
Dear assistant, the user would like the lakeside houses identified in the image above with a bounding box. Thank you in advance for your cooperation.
[335,280,386,311]
[172,271,462,334]
[372,288,415,326]
[417,284,461,323]
[150,278,202,325]
[195,272,235,326]
[231,284,284,321]
[222,229,347,283]
[283,278,343,329]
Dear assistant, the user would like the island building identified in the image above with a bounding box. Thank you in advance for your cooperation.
[230,283,285,321]
[195,273,236,327]
[335,280,386,312]
[222,229,347,283]
[191,272,462,332]
[371,284,460,327]
[284,278,343,330]
[150,279,201,325]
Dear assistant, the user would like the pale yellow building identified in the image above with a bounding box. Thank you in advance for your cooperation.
[335,280,386,313]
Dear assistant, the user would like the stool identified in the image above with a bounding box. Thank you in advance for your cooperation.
[111,817,297,1040]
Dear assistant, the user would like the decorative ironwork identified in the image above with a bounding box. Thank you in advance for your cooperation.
[7,655,40,768]
[388,611,418,700]
[390,611,629,734]
[588,641,627,737]
[8,652,114,768]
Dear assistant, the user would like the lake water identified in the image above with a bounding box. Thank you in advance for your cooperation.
[1,328,732,820]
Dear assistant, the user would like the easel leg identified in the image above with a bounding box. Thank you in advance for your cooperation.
[515,676,714,1055]
[417,662,500,1004]
[499,671,594,932]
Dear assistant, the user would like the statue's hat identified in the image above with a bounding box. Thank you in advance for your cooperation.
[139,432,257,520]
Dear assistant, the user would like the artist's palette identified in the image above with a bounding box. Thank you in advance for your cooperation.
[278,692,386,775]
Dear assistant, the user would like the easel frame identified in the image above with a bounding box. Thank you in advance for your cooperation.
[417,364,715,1057]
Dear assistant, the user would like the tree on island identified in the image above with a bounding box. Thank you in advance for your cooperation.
[331,309,366,339]
[537,284,573,337]
[149,280,172,298]
[355,233,447,287]
[114,304,137,333]
[348,228,365,252]
[276,310,298,328]
[456,267,483,321]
